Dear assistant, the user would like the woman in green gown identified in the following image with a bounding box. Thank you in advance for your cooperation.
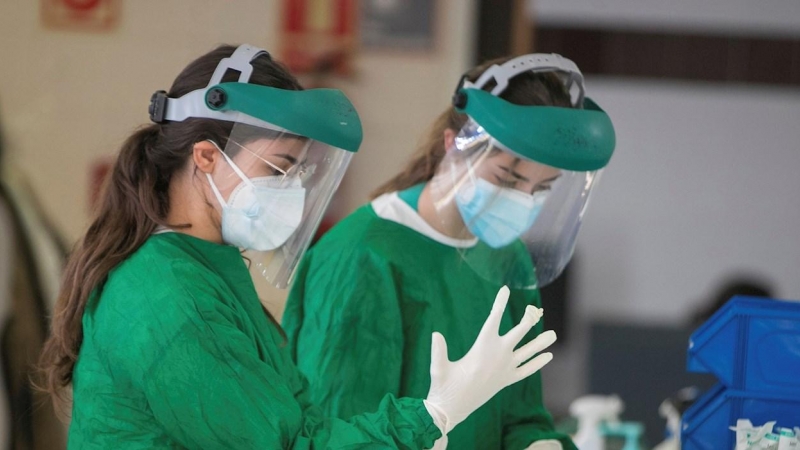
[283,54,616,449]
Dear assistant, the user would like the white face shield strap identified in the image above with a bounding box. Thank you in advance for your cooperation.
[146,44,364,288]
[465,53,585,108]
[156,45,271,124]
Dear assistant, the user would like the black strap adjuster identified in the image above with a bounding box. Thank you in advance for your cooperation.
[148,90,169,123]
[451,74,469,109]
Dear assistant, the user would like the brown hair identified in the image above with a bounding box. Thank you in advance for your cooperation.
[37,45,302,407]
[370,57,573,199]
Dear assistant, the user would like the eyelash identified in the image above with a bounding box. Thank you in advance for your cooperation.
[495,175,518,187]
[494,174,553,194]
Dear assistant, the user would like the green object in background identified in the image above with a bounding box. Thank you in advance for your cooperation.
[70,232,440,449]
[600,421,646,450]
[555,416,580,437]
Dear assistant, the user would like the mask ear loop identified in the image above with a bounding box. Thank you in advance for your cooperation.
[206,173,228,208]
[204,139,256,207]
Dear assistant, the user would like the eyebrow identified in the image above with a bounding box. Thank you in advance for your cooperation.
[244,148,299,171]
[499,166,531,183]
[498,166,562,186]
[230,140,300,166]
[273,153,298,165]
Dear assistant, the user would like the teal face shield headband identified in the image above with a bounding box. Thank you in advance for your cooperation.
[147,44,362,153]
[146,44,362,288]
[427,53,617,290]
[451,53,615,171]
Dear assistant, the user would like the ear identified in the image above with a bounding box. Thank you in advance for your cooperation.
[443,128,457,153]
[193,140,220,174]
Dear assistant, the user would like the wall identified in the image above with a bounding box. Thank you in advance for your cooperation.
[0,0,476,317]
[529,1,800,417]
[543,76,800,415]
[531,0,800,36]
[337,1,477,214]
[576,78,800,323]
[0,0,281,240]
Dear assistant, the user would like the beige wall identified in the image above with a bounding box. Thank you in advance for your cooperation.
[0,0,476,315]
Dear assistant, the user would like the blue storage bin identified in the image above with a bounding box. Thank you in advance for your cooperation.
[687,296,800,395]
[681,383,800,450]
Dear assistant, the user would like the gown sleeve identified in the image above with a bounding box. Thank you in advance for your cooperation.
[284,244,408,421]
[140,260,440,449]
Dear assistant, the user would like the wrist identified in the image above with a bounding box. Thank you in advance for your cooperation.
[423,399,450,435]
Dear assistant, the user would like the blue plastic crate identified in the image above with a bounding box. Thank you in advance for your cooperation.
[687,296,800,395]
[681,383,800,450]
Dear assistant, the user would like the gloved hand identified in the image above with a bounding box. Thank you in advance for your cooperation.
[423,286,557,438]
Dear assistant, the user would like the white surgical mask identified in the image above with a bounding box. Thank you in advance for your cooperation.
[206,150,306,251]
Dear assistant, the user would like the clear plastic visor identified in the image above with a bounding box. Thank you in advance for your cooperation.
[429,118,601,289]
[208,122,353,288]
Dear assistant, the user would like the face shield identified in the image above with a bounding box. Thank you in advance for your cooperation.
[430,54,615,289]
[148,44,361,288]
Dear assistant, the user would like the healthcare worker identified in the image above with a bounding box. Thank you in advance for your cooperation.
[283,54,616,449]
[36,45,558,449]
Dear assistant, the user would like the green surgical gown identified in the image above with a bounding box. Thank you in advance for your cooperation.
[283,186,576,450]
[69,232,440,449]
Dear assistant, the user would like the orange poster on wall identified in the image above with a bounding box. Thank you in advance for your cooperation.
[280,0,357,76]
[41,0,120,31]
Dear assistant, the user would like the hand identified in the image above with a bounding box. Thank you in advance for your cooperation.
[423,286,557,435]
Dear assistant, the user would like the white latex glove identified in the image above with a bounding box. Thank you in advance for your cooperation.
[423,286,557,439]
[526,439,564,450]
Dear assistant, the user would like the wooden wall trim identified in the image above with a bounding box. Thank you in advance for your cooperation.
[535,26,800,86]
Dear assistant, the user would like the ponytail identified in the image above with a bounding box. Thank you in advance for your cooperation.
[37,44,304,410]
[370,108,466,199]
[37,125,167,407]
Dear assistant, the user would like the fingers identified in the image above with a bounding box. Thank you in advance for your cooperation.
[481,286,510,335]
[514,352,554,382]
[503,304,544,345]
[526,305,544,326]
[429,332,450,376]
[514,330,557,365]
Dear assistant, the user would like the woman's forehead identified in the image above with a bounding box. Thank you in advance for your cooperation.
[488,152,560,175]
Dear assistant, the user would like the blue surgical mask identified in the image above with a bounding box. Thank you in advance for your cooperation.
[207,152,306,252]
[455,177,547,248]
